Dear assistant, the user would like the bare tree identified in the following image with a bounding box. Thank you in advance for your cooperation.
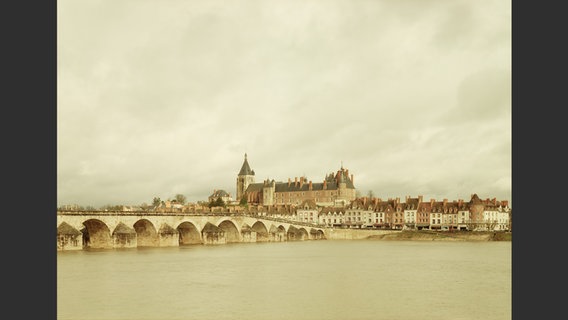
[175,194,187,205]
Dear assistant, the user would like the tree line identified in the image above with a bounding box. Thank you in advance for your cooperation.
[57,192,238,211]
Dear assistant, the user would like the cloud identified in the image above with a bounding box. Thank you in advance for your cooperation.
[57,0,511,208]
[450,68,512,123]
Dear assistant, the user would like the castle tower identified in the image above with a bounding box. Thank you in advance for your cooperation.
[236,153,255,202]
[335,164,356,205]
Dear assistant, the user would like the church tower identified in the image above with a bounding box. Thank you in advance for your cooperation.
[236,153,255,202]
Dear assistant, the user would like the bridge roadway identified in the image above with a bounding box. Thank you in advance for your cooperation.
[57,211,327,251]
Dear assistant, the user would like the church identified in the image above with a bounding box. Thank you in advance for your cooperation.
[236,154,357,207]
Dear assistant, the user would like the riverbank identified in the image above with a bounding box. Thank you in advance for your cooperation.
[366,230,512,241]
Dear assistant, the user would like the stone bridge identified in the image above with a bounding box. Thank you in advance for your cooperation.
[57,211,327,251]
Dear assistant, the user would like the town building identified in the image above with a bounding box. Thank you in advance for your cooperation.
[208,189,233,204]
[403,196,420,229]
[345,198,374,228]
[318,207,345,227]
[296,200,319,224]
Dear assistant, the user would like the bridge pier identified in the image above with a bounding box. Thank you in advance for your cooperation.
[57,234,83,250]
[112,222,137,248]
[57,222,83,250]
[158,224,179,247]
[202,223,226,245]
[241,226,257,243]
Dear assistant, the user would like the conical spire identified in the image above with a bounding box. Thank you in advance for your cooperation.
[238,153,254,176]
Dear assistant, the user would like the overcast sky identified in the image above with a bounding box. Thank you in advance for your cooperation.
[57,0,511,208]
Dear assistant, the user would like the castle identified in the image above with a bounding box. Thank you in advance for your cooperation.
[236,154,357,207]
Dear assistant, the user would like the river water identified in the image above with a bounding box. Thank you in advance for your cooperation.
[57,240,511,320]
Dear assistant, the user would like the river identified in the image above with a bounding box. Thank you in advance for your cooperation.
[57,240,511,320]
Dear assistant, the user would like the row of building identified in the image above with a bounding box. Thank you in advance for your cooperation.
[206,154,511,231]
[290,194,510,231]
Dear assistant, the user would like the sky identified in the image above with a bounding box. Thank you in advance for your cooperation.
[57,0,511,208]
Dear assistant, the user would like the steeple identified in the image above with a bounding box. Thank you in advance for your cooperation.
[236,153,255,202]
[238,153,254,176]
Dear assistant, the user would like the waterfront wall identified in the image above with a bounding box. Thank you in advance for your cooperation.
[324,228,400,240]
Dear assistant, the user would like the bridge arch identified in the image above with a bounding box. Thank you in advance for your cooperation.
[297,227,309,241]
[310,228,326,240]
[218,220,241,243]
[287,226,300,241]
[133,219,159,247]
[251,221,269,242]
[82,219,112,249]
[176,221,202,245]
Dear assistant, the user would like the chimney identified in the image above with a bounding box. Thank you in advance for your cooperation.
[443,199,448,205]
[295,177,298,187]
[418,195,423,203]
[323,180,327,189]
[300,178,304,189]
[405,195,409,202]
[309,181,312,190]
[288,178,291,187]
[396,197,400,204]
[458,199,463,206]
[430,199,435,206]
